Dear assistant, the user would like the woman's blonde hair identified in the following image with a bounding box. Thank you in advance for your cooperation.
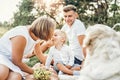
[30,16,56,41]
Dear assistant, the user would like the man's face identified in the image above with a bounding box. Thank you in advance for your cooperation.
[63,10,76,26]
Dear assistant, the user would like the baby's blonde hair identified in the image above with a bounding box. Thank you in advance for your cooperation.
[55,29,67,44]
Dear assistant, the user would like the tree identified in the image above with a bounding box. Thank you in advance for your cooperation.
[33,0,64,28]
[11,0,36,27]
[10,0,120,30]
[64,0,120,29]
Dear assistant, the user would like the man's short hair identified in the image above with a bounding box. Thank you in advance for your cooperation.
[63,5,77,12]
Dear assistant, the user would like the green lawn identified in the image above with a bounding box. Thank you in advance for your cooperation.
[0,26,9,37]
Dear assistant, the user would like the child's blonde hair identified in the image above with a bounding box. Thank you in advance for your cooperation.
[55,29,67,44]
[61,31,67,44]
[30,16,56,41]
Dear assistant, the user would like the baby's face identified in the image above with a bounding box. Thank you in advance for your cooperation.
[52,31,63,45]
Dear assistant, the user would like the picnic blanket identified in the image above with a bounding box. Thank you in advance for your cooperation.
[59,75,79,80]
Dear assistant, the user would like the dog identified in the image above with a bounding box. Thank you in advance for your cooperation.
[78,24,120,80]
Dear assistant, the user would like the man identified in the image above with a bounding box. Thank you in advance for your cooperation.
[61,5,86,65]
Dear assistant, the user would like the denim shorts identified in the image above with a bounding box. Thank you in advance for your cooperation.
[74,57,82,65]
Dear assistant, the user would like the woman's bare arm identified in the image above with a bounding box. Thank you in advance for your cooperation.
[11,36,34,74]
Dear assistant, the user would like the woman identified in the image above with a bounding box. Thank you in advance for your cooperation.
[0,16,56,80]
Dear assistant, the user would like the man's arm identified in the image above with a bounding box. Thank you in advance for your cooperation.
[78,35,86,58]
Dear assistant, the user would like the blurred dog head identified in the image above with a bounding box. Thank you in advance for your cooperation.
[83,24,118,56]
[79,24,120,80]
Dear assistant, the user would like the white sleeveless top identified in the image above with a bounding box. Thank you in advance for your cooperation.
[0,26,36,58]
[0,26,36,77]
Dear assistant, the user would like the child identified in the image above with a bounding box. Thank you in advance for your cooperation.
[45,29,80,75]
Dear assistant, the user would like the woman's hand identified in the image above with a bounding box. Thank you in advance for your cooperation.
[34,39,47,65]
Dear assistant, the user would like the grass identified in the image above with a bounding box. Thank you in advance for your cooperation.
[0,26,10,37]
[26,50,49,67]
[25,56,40,67]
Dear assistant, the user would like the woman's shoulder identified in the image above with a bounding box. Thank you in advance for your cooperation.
[2,26,30,41]
[7,26,27,34]
[12,26,27,32]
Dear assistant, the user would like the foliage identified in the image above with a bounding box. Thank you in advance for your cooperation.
[1,0,120,31]
[25,56,40,67]
[107,13,120,28]
[64,0,120,30]
[33,0,64,28]
[11,0,36,27]
[3,0,120,31]
[110,4,119,11]
[0,27,10,37]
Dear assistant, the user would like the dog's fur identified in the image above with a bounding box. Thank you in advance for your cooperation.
[78,24,120,80]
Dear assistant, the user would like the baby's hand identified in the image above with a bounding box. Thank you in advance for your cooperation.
[46,39,54,47]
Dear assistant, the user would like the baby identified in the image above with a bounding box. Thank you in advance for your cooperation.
[45,29,80,75]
